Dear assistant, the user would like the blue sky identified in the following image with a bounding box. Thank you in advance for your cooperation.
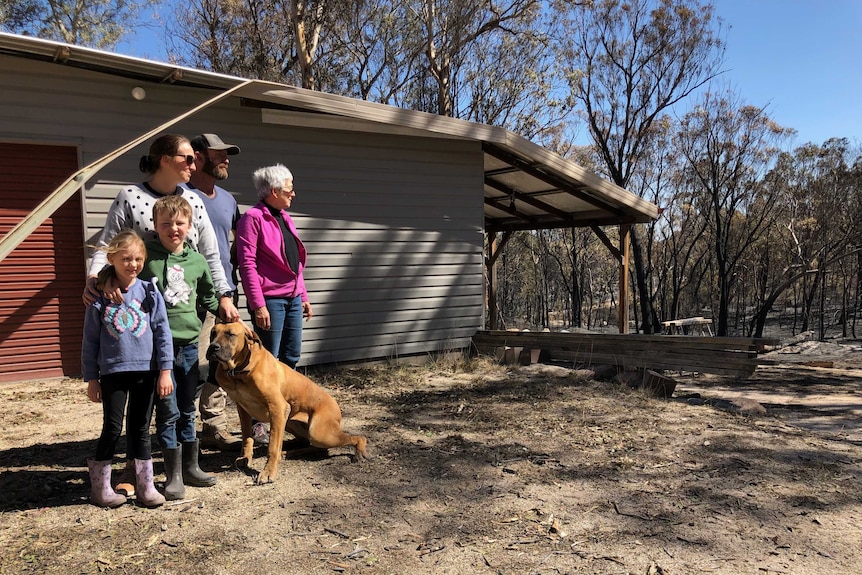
[114,1,860,148]
[712,0,862,146]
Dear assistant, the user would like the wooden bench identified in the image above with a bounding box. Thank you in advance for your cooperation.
[473,330,778,378]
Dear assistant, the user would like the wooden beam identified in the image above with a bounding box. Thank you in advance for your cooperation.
[485,213,641,233]
[485,178,575,222]
[483,143,625,216]
[472,330,779,378]
[487,230,512,267]
[484,196,540,225]
[486,232,497,330]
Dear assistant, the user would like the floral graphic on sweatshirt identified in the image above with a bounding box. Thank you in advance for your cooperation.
[103,299,148,339]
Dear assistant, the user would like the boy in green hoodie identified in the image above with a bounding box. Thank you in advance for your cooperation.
[145,195,221,500]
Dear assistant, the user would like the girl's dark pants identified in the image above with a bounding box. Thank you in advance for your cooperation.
[95,371,157,461]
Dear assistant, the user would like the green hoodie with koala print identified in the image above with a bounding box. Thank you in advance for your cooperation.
[143,239,219,345]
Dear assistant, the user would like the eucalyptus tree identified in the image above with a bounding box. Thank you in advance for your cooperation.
[326,0,423,103]
[530,225,609,328]
[746,138,862,338]
[498,231,544,328]
[534,144,620,329]
[540,226,584,327]
[656,168,714,321]
[0,0,149,48]
[169,0,352,89]
[290,0,327,89]
[555,0,725,333]
[851,149,862,336]
[499,226,614,330]
[411,0,543,118]
[787,139,860,335]
[169,0,562,133]
[458,25,573,139]
[168,0,292,81]
[674,90,792,336]
[628,115,712,324]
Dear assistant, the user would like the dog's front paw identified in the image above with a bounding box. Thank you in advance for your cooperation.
[235,456,250,469]
[256,469,276,485]
[256,460,278,484]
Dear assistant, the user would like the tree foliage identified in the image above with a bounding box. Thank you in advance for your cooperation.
[169,0,559,131]
[674,89,793,335]
[0,0,148,48]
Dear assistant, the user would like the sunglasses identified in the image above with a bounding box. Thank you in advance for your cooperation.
[173,154,195,166]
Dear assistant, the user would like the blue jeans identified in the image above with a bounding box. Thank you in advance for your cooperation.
[155,342,201,448]
[253,295,303,368]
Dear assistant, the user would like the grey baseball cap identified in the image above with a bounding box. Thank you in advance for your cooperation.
[190,133,240,155]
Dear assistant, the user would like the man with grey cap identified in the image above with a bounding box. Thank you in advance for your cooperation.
[183,133,242,451]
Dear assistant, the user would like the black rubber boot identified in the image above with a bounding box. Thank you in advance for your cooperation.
[162,446,186,501]
[181,440,217,487]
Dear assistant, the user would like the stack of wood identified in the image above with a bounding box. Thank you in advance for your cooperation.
[474,330,778,379]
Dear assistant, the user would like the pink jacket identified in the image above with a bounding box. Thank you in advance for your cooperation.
[236,201,308,312]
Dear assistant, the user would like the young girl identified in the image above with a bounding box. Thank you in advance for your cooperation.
[82,230,174,508]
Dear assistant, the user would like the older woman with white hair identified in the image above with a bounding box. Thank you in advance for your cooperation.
[236,164,313,370]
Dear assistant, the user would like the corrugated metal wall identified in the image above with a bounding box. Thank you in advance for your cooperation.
[0,55,485,373]
[228,126,485,365]
[0,143,84,382]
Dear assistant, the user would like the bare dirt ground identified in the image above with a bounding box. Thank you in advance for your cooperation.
[1,340,861,575]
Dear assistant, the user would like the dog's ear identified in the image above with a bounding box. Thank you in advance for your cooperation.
[239,321,254,337]
[244,325,262,346]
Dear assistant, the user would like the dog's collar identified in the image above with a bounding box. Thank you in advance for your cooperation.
[223,349,253,378]
[226,368,251,377]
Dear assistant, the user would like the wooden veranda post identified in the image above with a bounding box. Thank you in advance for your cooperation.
[485,230,512,330]
[618,224,631,334]
[486,232,498,330]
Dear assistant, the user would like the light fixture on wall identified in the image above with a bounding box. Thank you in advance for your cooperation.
[131,86,147,100]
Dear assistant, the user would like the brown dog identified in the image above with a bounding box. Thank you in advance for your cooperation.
[206,322,367,484]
